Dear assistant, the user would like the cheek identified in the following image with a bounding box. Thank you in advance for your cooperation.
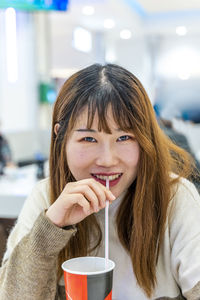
[66,145,93,169]
[121,144,140,167]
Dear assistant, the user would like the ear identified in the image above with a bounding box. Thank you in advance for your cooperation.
[54,123,60,135]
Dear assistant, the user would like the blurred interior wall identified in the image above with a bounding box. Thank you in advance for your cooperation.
[0,11,38,132]
[0,11,52,161]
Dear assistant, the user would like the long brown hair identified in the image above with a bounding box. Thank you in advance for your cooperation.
[49,64,195,297]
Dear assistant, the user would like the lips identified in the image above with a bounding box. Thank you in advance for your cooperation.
[91,173,123,187]
[91,173,122,180]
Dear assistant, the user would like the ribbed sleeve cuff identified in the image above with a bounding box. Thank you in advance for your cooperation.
[29,211,77,256]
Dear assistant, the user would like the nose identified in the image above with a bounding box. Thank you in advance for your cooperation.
[95,143,119,167]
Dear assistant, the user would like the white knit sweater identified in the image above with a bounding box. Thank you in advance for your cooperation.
[2,177,200,299]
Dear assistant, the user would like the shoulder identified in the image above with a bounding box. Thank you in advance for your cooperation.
[31,177,50,199]
[168,176,200,228]
[171,176,200,206]
[17,177,51,224]
[26,177,50,205]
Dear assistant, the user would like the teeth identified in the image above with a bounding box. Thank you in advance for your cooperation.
[94,174,121,181]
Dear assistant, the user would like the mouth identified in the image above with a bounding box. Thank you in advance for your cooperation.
[91,173,123,187]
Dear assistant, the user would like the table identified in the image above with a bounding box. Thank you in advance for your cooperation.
[0,165,38,218]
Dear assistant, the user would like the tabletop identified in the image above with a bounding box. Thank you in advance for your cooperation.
[0,165,38,218]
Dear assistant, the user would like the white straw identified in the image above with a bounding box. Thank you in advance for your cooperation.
[105,178,109,267]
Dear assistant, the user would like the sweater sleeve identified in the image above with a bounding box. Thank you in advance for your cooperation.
[169,179,200,299]
[0,211,76,300]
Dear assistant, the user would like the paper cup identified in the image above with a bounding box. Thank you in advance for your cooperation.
[62,257,115,300]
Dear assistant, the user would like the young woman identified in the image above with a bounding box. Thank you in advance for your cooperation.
[1,64,200,300]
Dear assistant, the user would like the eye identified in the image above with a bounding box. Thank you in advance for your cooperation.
[117,135,132,142]
[82,137,97,143]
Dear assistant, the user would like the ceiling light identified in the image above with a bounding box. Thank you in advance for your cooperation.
[73,27,92,53]
[103,19,115,29]
[176,26,187,36]
[105,50,117,63]
[178,72,191,80]
[82,6,95,16]
[120,29,132,39]
[156,46,200,78]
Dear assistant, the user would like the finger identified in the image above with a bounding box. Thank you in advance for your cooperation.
[65,180,105,209]
[86,179,116,206]
[61,192,89,210]
[77,185,99,212]
[66,184,100,212]
[65,179,115,208]
[67,178,115,199]
[68,193,93,215]
[105,190,116,202]
[76,194,92,215]
[86,180,108,208]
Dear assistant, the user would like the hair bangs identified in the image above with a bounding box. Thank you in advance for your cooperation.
[86,90,111,133]
[85,85,136,134]
[111,95,137,133]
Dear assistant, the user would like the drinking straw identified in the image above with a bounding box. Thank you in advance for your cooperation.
[105,178,109,267]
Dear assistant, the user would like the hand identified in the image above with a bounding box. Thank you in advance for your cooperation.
[46,178,116,227]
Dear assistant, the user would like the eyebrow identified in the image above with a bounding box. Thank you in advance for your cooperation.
[75,128,124,132]
[76,129,97,132]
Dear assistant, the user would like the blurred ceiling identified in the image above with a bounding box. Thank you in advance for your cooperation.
[134,0,200,13]
[48,1,200,121]
[55,0,200,35]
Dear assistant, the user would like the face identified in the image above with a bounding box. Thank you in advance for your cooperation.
[65,106,140,198]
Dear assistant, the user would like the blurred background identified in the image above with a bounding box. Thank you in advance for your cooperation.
[0,0,200,258]
[1,0,200,163]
